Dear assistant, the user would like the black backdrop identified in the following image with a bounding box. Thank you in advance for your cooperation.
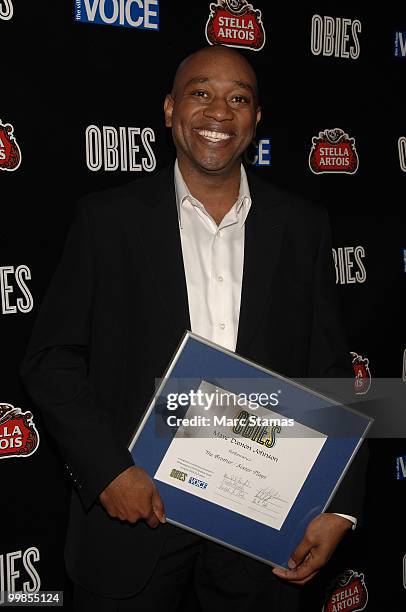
[1,1,405,610]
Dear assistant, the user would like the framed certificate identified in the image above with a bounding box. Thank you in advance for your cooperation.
[128,332,372,569]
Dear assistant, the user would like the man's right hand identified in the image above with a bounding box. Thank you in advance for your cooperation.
[99,466,166,528]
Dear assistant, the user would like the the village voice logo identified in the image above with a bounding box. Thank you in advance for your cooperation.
[0,0,13,20]
[309,128,358,174]
[205,1,266,51]
[396,454,406,480]
[245,137,271,166]
[75,0,159,30]
[394,31,406,58]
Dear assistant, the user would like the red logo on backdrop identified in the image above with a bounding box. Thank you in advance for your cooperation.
[323,570,368,612]
[351,352,371,395]
[0,119,21,171]
[205,1,266,51]
[309,128,358,174]
[0,403,39,459]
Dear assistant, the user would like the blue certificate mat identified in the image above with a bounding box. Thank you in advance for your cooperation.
[128,332,372,569]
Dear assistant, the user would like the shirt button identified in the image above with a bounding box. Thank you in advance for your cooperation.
[218,275,223,282]
[219,323,226,330]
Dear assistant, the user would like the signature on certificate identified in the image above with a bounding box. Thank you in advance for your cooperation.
[218,473,251,499]
[252,487,287,513]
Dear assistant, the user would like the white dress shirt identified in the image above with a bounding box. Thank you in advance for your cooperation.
[175,160,250,352]
[174,161,356,530]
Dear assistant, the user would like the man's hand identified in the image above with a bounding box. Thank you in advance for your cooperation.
[272,513,352,585]
[99,466,166,528]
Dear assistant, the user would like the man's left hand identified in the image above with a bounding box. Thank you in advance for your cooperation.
[272,513,352,585]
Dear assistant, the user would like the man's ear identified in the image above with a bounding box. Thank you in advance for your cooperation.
[255,106,262,128]
[164,94,174,128]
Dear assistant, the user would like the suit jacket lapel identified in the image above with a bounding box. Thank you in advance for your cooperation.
[135,166,191,339]
[236,172,289,355]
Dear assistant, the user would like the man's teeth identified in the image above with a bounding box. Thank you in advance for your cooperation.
[197,130,231,142]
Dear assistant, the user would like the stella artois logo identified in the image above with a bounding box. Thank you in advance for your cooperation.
[0,403,39,459]
[351,352,371,395]
[323,570,368,612]
[0,119,22,171]
[309,128,358,174]
[205,1,266,51]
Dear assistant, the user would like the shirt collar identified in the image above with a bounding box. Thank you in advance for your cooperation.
[174,160,252,230]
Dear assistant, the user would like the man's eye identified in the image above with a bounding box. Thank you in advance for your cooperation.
[231,95,249,104]
[192,90,208,98]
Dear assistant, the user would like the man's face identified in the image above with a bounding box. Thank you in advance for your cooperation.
[164,49,261,175]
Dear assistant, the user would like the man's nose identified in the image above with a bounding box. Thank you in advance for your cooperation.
[203,96,233,121]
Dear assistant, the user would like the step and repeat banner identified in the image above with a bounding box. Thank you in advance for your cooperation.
[1,1,405,610]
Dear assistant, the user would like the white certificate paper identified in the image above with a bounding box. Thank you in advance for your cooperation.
[155,381,327,531]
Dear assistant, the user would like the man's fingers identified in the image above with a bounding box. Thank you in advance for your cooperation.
[273,514,352,585]
[273,549,324,583]
[103,501,140,523]
[99,467,165,528]
[294,570,319,586]
[146,509,160,529]
[273,563,319,583]
[289,537,312,568]
[151,487,166,523]
[276,569,319,586]
[100,499,120,519]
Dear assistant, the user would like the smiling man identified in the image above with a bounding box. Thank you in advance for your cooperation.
[20,46,365,611]
[164,45,261,219]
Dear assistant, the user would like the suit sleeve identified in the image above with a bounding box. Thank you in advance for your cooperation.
[19,201,134,511]
[307,208,368,522]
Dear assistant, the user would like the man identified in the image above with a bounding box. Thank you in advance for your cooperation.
[20,46,365,611]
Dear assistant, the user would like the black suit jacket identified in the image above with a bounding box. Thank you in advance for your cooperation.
[20,165,366,598]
